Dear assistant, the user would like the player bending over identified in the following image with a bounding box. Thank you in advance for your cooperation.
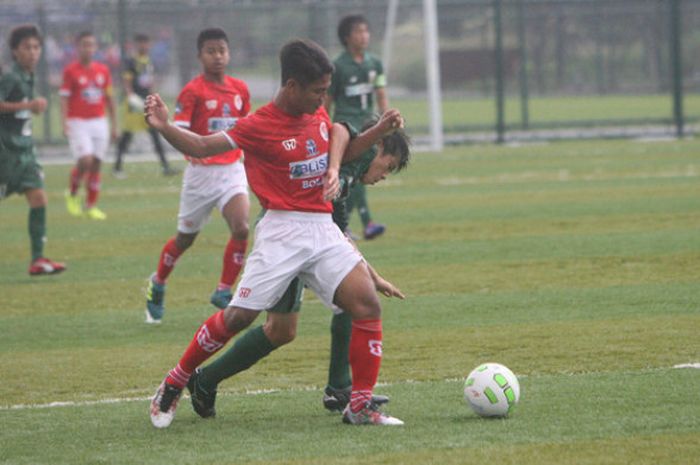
[145,38,405,427]
[144,28,251,324]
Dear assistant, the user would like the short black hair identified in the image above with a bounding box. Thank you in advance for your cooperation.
[197,28,228,52]
[76,30,94,42]
[337,14,369,47]
[134,33,150,43]
[9,24,42,51]
[279,39,333,87]
[362,116,411,173]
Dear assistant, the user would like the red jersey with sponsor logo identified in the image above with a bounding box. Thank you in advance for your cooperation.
[59,61,112,118]
[224,102,332,213]
[174,74,250,165]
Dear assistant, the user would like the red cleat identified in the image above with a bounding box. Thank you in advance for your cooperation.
[28,257,67,276]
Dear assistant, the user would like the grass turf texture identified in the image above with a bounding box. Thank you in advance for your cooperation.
[1,138,699,464]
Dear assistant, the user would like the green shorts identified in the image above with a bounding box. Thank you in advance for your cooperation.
[0,152,44,199]
[267,277,304,313]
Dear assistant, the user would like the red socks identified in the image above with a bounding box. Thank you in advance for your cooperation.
[166,310,237,388]
[85,172,101,208]
[218,238,247,290]
[349,319,383,412]
[155,238,184,284]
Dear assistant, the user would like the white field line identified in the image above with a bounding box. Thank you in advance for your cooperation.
[2,365,697,412]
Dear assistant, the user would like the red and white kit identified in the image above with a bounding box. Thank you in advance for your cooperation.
[222,103,362,310]
[60,61,112,159]
[173,75,250,233]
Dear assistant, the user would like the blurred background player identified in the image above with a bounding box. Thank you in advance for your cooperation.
[113,33,177,178]
[144,28,250,324]
[60,30,117,220]
[326,14,388,240]
[0,24,66,276]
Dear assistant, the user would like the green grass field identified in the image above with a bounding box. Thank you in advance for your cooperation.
[1,138,699,464]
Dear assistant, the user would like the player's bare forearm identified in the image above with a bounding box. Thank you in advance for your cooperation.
[157,122,220,158]
[343,108,403,162]
[376,87,389,114]
[329,123,350,171]
[0,101,27,113]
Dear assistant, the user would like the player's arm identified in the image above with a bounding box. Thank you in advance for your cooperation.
[105,82,118,141]
[323,122,351,200]
[342,109,403,163]
[375,87,389,114]
[0,98,45,114]
[365,260,405,299]
[145,93,231,157]
[59,95,70,137]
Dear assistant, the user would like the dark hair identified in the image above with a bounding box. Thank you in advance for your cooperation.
[134,33,150,43]
[362,116,411,173]
[337,14,368,47]
[76,31,94,42]
[9,24,42,51]
[197,28,228,52]
[279,39,333,87]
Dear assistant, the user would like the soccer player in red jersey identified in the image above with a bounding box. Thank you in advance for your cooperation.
[144,28,251,323]
[145,39,405,427]
[60,31,117,221]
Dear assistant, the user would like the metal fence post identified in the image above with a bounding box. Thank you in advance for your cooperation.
[493,0,505,143]
[669,0,684,138]
[517,0,529,130]
[37,2,51,143]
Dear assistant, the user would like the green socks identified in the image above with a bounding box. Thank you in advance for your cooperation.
[327,312,352,390]
[348,183,371,227]
[199,325,276,390]
[28,206,46,261]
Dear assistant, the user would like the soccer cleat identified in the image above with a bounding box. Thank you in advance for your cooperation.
[342,401,404,426]
[28,257,67,276]
[186,368,217,418]
[85,206,107,220]
[65,191,83,217]
[363,222,386,240]
[323,386,389,413]
[145,274,166,324]
[210,288,232,309]
[150,380,182,428]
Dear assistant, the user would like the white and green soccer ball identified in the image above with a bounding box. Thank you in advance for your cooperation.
[464,363,520,417]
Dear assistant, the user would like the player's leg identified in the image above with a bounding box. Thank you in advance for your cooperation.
[84,118,109,220]
[25,185,66,276]
[352,184,385,240]
[65,119,90,216]
[150,304,260,428]
[211,191,249,309]
[113,130,133,177]
[149,128,177,175]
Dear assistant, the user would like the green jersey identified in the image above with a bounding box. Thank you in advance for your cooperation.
[332,147,376,232]
[328,51,385,129]
[0,63,36,155]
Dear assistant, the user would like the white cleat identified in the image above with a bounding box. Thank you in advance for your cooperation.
[150,380,182,428]
[145,309,162,325]
[342,402,404,426]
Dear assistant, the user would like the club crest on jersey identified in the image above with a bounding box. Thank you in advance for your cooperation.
[306,138,318,157]
[222,103,231,117]
[282,139,297,151]
[319,122,329,141]
[234,94,243,111]
[96,73,105,86]
[205,99,218,110]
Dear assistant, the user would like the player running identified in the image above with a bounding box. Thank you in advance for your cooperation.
[326,14,389,240]
[0,24,66,276]
[145,39,405,427]
[60,31,117,221]
[113,33,177,178]
[144,28,251,324]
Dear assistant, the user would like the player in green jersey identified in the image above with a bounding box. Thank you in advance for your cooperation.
[184,118,410,418]
[326,14,389,241]
[0,24,66,276]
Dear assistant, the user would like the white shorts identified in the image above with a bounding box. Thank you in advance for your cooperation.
[177,161,248,234]
[232,210,362,312]
[67,117,109,160]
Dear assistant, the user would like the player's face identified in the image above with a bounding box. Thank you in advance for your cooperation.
[77,35,97,62]
[362,146,398,185]
[199,39,230,76]
[347,22,370,51]
[136,40,150,56]
[12,37,42,72]
[294,74,331,114]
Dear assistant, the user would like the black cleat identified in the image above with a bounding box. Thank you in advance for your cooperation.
[323,386,389,413]
[186,368,217,418]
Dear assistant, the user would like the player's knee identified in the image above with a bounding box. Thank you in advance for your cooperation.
[348,298,382,320]
[264,320,296,346]
[175,233,196,250]
[231,223,249,241]
[223,306,258,333]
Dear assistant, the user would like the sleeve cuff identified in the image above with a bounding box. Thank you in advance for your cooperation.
[220,131,238,149]
[173,121,190,128]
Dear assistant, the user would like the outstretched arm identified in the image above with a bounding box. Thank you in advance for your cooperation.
[144,93,231,157]
[343,108,403,163]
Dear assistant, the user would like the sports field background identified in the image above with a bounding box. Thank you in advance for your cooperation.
[1,137,699,464]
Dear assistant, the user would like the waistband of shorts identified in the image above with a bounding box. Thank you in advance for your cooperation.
[265,210,333,223]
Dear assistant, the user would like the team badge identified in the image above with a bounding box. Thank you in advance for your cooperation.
[319,122,329,142]
[205,99,218,110]
[234,94,243,111]
[222,103,231,117]
[306,138,318,157]
[282,139,297,151]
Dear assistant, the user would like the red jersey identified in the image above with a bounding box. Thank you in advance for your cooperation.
[174,74,249,165]
[59,61,112,118]
[224,103,333,214]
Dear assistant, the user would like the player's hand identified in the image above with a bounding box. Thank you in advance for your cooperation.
[323,167,340,201]
[377,109,404,134]
[375,276,405,299]
[29,97,47,115]
[144,93,169,130]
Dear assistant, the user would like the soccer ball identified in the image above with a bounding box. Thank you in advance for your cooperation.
[463,363,520,417]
